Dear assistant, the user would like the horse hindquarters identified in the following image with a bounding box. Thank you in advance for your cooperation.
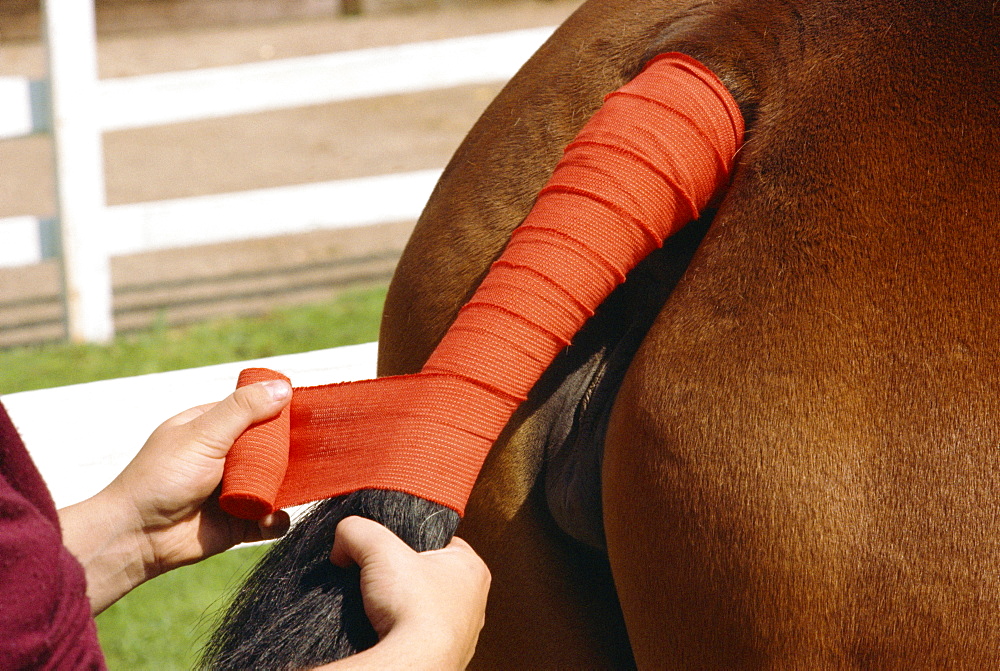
[212,0,1000,666]
[604,3,1000,665]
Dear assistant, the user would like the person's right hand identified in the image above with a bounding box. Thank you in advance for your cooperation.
[325,515,490,670]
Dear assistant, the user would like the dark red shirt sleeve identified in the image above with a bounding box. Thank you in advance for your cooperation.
[0,400,106,670]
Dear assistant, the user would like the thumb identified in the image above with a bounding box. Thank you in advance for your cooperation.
[331,516,409,568]
[188,379,292,458]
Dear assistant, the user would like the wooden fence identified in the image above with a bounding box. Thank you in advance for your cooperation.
[0,0,554,342]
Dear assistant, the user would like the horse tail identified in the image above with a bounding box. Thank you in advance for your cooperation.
[200,490,458,668]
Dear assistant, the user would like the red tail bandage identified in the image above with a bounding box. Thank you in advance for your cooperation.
[220,53,744,519]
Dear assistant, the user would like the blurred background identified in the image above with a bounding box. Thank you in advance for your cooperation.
[0,0,582,349]
[0,1,583,667]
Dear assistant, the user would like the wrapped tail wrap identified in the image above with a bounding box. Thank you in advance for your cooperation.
[219,53,744,520]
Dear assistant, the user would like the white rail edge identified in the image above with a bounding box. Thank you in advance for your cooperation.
[4,341,379,511]
[0,26,555,140]
[0,168,443,268]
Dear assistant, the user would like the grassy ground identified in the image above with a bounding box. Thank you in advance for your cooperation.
[96,545,271,670]
[1,285,387,669]
[0,285,387,394]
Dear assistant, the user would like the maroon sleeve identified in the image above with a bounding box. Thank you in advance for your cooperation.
[0,400,106,670]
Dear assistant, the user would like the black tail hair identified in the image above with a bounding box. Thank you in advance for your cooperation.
[200,489,460,670]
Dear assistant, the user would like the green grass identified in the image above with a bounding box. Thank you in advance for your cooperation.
[0,286,388,668]
[96,545,270,670]
[0,285,387,394]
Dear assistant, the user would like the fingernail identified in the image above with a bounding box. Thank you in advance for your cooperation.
[261,379,291,401]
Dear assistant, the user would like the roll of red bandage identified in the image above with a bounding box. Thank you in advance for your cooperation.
[219,53,744,519]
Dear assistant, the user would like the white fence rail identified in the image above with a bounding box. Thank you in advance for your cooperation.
[0,26,553,139]
[0,76,46,139]
[2,169,443,267]
[5,341,378,509]
[97,28,551,131]
[0,1,555,341]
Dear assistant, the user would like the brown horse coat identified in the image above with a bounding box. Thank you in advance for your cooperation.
[380,0,1000,667]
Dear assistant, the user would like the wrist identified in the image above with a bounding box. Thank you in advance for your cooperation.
[319,627,464,671]
[57,486,153,616]
[377,623,469,670]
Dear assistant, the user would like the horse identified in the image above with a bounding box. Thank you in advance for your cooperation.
[204,0,1000,667]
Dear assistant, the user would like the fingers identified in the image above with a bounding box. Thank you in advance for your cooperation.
[330,516,483,567]
[257,509,291,541]
[328,515,490,666]
[440,536,492,595]
[187,379,292,458]
[330,515,408,568]
[232,509,292,546]
[443,535,476,554]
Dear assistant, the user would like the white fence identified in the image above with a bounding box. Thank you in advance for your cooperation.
[5,341,378,509]
[0,0,555,342]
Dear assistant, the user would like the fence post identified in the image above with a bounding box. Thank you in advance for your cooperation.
[340,0,363,15]
[42,0,114,343]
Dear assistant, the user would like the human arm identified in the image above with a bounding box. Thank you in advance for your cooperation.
[314,516,490,670]
[57,379,293,615]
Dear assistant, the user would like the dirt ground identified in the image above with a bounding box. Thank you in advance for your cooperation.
[0,0,584,345]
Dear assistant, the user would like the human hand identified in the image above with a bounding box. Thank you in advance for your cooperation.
[110,379,293,571]
[59,379,292,614]
[322,516,490,670]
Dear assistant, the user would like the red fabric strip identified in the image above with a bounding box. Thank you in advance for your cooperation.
[219,52,744,518]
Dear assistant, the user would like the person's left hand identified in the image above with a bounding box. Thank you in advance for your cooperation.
[59,379,292,614]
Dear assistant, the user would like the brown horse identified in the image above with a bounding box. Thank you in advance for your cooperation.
[206,0,1000,667]
[379,0,1000,667]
